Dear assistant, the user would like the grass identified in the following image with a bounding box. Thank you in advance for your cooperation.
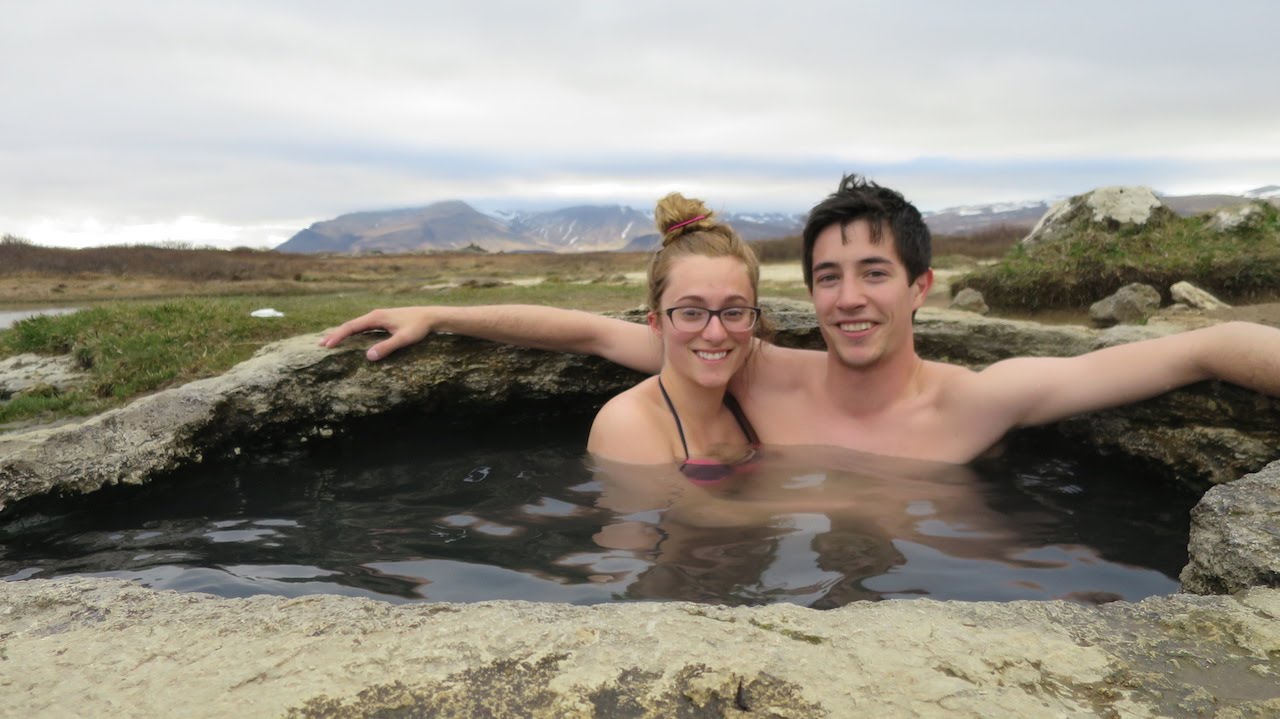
[952,202,1280,310]
[0,283,652,429]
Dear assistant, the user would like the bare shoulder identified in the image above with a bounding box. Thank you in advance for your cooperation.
[922,359,981,398]
[923,359,1020,419]
[587,380,676,464]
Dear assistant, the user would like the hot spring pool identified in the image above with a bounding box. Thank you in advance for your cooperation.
[0,423,1198,607]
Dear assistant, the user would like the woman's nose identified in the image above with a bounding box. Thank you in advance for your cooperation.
[701,314,729,339]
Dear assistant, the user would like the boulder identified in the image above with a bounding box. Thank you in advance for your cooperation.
[948,287,989,315]
[1205,201,1267,233]
[1171,281,1231,311]
[0,353,88,399]
[1089,283,1162,327]
[1022,186,1175,248]
[2,577,1279,719]
[1181,459,1280,594]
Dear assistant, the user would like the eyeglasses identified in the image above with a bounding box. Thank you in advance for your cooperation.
[664,306,761,332]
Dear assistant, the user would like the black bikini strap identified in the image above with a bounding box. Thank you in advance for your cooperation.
[657,377,691,460]
[723,392,760,445]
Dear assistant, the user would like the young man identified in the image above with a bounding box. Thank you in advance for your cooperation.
[321,176,1280,464]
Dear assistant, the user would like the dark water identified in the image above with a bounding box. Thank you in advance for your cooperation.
[0,424,1198,607]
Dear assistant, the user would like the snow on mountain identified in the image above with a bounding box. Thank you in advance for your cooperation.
[1244,185,1280,200]
[278,187,1277,253]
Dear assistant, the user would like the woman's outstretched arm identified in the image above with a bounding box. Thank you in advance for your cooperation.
[321,304,663,374]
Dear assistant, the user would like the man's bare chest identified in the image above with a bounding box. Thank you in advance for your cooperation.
[741,395,995,463]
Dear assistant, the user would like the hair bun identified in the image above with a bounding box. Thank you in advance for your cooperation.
[655,192,715,247]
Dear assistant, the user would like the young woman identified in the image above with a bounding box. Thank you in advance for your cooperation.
[587,192,763,471]
[321,192,765,472]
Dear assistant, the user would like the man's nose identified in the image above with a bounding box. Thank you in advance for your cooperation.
[836,278,867,308]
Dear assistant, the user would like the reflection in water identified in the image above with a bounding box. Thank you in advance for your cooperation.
[0,425,1197,607]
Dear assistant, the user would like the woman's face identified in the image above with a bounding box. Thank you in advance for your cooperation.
[649,254,757,390]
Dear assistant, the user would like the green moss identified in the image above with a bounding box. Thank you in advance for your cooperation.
[0,284,645,429]
[748,618,826,645]
[952,202,1280,310]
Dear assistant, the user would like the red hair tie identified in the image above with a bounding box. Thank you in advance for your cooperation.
[665,215,707,233]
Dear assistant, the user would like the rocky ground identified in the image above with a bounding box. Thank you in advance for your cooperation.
[1209,301,1280,328]
[2,578,1279,718]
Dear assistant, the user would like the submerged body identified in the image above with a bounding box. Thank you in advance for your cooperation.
[0,432,1191,606]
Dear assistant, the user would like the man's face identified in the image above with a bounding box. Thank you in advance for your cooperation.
[808,220,932,370]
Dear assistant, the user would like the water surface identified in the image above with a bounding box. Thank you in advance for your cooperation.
[0,425,1197,607]
[0,307,80,330]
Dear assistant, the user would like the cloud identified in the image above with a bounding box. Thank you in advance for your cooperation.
[2,1,1278,248]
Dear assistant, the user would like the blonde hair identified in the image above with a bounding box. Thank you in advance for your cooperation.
[645,192,761,315]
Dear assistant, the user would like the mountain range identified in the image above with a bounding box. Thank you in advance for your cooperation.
[274,186,1280,254]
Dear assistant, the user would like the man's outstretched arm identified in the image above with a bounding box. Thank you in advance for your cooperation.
[974,321,1280,429]
[320,305,663,373]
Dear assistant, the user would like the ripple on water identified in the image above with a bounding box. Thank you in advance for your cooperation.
[0,426,1199,607]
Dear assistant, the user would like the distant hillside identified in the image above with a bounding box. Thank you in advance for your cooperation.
[922,201,1050,236]
[277,201,526,254]
[277,202,806,254]
[923,187,1280,238]
[496,205,653,252]
[618,212,807,253]
[276,188,1279,254]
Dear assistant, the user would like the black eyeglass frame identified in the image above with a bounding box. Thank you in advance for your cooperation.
[662,305,762,332]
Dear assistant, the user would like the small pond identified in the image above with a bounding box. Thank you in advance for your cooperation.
[0,307,81,330]
[0,422,1198,607]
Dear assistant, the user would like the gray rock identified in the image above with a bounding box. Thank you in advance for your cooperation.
[0,353,88,399]
[1205,201,1266,233]
[1084,186,1164,225]
[1171,280,1231,311]
[1023,186,1173,247]
[948,287,989,315]
[1181,459,1280,594]
[1089,282,1162,327]
[2,577,1279,719]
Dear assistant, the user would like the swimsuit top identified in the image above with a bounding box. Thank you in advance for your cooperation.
[657,377,760,483]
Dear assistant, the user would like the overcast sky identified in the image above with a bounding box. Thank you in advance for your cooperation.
[3,1,1278,249]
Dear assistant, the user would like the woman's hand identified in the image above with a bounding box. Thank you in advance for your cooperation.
[320,306,436,361]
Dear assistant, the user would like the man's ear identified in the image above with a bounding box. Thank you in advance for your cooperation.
[910,269,934,310]
[647,311,662,336]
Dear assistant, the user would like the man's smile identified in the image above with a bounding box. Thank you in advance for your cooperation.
[836,320,876,334]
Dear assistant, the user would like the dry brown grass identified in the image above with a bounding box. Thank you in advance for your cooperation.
[0,242,655,303]
[931,224,1029,259]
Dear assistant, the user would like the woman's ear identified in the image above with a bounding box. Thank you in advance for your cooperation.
[647,310,662,337]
